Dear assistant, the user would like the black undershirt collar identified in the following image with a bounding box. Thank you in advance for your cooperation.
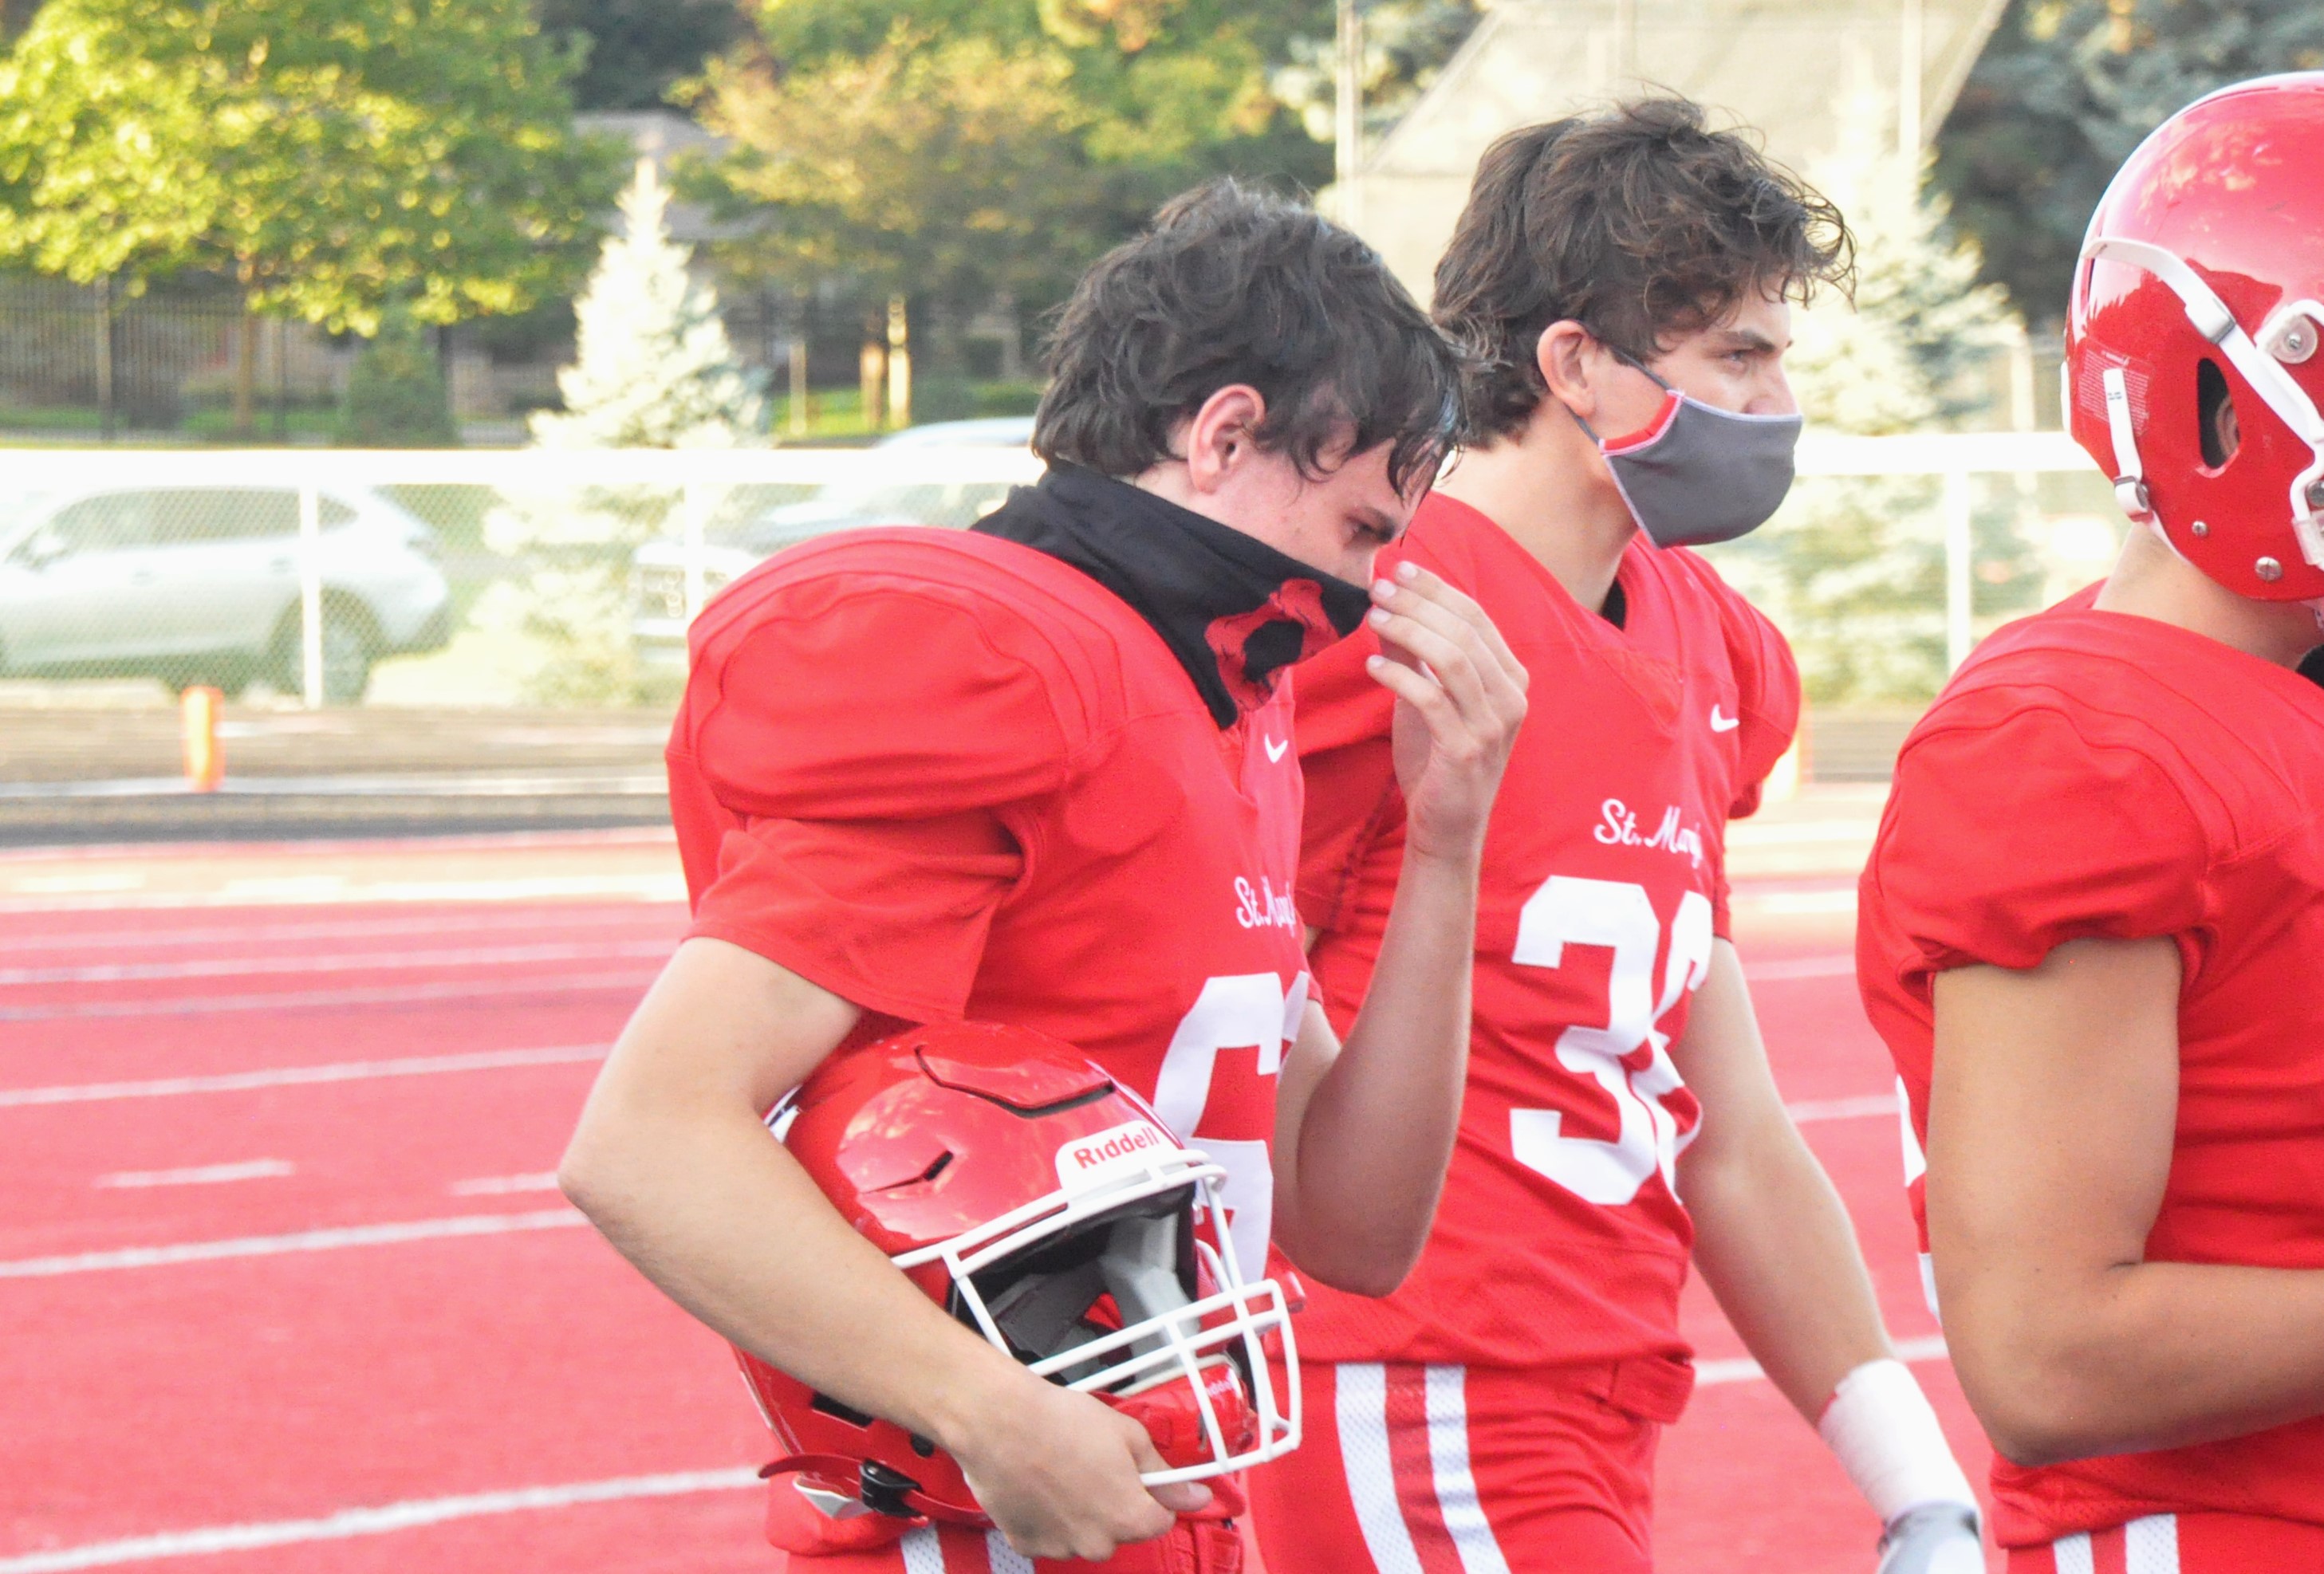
[974,464,1371,728]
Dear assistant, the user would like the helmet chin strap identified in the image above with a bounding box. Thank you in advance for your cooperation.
[2101,367,2153,521]
[2085,236,2324,569]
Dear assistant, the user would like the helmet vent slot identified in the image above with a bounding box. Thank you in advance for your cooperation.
[2197,357,2237,470]
[809,1391,876,1429]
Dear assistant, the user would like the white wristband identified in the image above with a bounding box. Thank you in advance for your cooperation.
[1816,1358,1977,1525]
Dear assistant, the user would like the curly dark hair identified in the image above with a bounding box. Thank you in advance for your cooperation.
[1035,179,1463,498]
[1433,96,1855,443]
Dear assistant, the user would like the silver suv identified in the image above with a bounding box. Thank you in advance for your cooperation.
[0,484,451,702]
[631,418,1034,672]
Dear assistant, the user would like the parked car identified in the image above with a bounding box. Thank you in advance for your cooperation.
[630,418,1034,671]
[0,484,451,702]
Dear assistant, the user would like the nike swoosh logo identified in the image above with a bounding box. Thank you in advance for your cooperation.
[1264,737,1290,763]
[1709,706,1742,733]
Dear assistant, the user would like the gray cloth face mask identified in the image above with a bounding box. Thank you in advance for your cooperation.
[1574,362,1803,549]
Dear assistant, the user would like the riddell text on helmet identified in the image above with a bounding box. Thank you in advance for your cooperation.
[1055,1120,1179,1193]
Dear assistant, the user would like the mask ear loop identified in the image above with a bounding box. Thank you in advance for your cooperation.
[1556,337,1668,446]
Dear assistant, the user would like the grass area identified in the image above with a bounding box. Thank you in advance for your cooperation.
[0,405,108,433]
[765,378,1043,439]
[179,404,341,442]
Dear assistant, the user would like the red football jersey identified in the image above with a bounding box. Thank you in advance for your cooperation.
[668,526,1313,1285]
[1294,492,1799,1369]
[1858,604,2324,1548]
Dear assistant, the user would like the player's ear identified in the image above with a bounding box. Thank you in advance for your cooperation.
[1182,384,1268,495]
[1536,321,1601,425]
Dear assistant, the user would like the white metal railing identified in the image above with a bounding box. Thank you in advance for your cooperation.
[2,432,2095,702]
[1794,430,2090,669]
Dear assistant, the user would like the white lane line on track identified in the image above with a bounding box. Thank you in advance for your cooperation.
[1697,1333,1947,1387]
[450,1171,561,1197]
[0,939,674,986]
[0,1208,587,1279]
[0,1466,761,1572]
[95,1159,293,1189]
[0,873,687,914]
[0,1043,608,1108]
[0,1337,1953,1572]
[1739,954,1854,982]
[0,971,661,1021]
[0,906,682,956]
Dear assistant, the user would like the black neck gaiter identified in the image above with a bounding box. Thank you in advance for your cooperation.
[974,464,1371,728]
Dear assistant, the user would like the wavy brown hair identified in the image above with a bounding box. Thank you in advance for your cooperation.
[1433,96,1854,443]
[1036,180,1463,498]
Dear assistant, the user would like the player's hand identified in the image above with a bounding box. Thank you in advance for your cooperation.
[1363,561,1528,861]
[947,1370,1207,1560]
[1875,1502,1983,1574]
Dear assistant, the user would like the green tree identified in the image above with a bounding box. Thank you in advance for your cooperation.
[481,159,762,704]
[1932,0,2324,326]
[337,303,458,447]
[538,0,746,112]
[0,0,623,428]
[1269,0,1483,147]
[531,159,763,450]
[695,0,1336,350]
[1711,85,2015,704]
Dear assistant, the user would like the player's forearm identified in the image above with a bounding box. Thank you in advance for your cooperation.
[1941,1256,2324,1466]
[561,1094,1027,1454]
[1684,1112,1892,1422]
[1287,843,1479,1294]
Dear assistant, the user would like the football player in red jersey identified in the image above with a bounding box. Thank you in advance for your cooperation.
[1251,100,1983,1574]
[557,183,1530,1573]
[1858,75,2324,1572]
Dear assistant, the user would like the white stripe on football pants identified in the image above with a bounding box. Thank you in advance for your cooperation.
[1333,1363,1428,1574]
[2051,1533,2094,1574]
[2125,1514,2180,1574]
[1421,1366,1514,1574]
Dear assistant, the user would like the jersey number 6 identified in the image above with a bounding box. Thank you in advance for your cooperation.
[1508,876,1713,1206]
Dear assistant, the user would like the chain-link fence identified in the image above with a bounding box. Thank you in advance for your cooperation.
[0,429,2107,839]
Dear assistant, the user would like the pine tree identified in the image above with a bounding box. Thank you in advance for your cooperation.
[1707,84,2014,703]
[1934,0,2324,326]
[483,158,762,702]
[336,304,459,447]
[530,158,762,451]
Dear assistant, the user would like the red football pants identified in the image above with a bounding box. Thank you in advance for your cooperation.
[1248,1359,1670,1574]
[771,1519,1242,1574]
[2005,1513,2324,1572]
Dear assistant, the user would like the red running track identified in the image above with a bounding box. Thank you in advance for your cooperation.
[0,859,2000,1573]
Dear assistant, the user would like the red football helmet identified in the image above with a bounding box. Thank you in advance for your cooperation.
[738,1021,1299,1531]
[2066,72,2324,601]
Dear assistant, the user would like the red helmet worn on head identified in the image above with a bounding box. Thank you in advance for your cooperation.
[2066,72,2324,601]
[738,1021,1299,1535]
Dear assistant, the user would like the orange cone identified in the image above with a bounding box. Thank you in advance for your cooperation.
[182,685,224,793]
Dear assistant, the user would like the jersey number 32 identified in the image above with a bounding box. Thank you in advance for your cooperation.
[1509,876,1712,1206]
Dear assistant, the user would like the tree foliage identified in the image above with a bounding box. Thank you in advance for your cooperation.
[1932,0,2324,326]
[536,0,747,112]
[695,0,1337,328]
[336,303,458,447]
[483,159,762,704]
[0,0,624,333]
[531,159,762,450]
[1270,0,1482,146]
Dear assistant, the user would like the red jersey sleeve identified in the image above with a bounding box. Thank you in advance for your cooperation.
[1868,697,2213,1001]
[672,580,1079,1023]
[1292,624,1400,935]
[1713,580,1802,821]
